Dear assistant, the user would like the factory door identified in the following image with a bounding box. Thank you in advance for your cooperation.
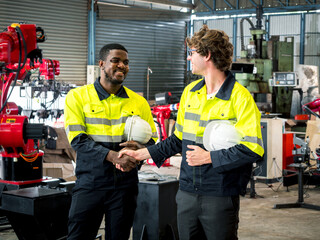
[96,5,187,100]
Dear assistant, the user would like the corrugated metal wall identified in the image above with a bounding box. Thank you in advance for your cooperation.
[193,20,204,33]
[207,19,234,43]
[305,13,320,67]
[0,0,88,85]
[96,6,187,100]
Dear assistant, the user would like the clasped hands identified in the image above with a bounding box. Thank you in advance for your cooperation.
[106,141,144,172]
[110,143,211,172]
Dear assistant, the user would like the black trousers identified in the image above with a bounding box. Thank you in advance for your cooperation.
[176,190,239,240]
[67,185,138,240]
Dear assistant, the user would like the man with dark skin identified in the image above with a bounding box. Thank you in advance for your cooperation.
[64,43,156,240]
[99,45,142,170]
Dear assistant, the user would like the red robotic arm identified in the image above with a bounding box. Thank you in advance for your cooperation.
[151,103,179,141]
[0,23,37,64]
[148,103,179,167]
[302,98,320,119]
[0,23,60,183]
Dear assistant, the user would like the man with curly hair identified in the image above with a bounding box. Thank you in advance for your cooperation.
[120,25,264,240]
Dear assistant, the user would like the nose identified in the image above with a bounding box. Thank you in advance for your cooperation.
[117,61,125,68]
[187,55,192,61]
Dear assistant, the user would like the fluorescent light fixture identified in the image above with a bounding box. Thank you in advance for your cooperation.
[132,0,194,9]
[180,8,188,13]
[98,1,131,8]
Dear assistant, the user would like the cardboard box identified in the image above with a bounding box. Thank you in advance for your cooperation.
[43,163,76,181]
[305,120,320,154]
[284,119,297,132]
[43,153,73,164]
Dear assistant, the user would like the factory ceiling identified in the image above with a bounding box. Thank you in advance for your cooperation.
[96,0,320,16]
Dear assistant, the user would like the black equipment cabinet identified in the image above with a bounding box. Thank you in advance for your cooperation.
[1,187,71,240]
[133,178,179,240]
[1,156,43,181]
[254,121,268,177]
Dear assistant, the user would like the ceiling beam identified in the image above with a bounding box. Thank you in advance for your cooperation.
[249,0,258,7]
[276,0,285,7]
[194,4,320,16]
[224,0,235,9]
[199,0,214,12]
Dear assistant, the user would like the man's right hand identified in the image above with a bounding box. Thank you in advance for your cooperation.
[116,148,151,172]
[106,150,138,172]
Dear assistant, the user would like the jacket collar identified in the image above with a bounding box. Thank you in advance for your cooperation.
[94,77,129,101]
[190,70,236,100]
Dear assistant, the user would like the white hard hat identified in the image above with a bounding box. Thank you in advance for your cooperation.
[203,120,242,151]
[124,115,152,144]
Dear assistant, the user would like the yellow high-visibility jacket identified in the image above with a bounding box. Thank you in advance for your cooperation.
[64,79,157,190]
[148,71,264,196]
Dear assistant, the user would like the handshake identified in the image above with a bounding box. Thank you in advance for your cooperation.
[106,141,149,172]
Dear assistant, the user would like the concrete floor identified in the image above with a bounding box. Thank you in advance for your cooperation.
[1,156,320,240]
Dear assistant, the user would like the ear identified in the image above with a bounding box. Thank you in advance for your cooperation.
[98,60,104,68]
[204,52,211,62]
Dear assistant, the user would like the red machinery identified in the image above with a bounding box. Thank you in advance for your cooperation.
[302,98,320,119]
[148,103,179,166]
[0,23,60,185]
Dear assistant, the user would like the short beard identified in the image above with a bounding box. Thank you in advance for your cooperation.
[104,71,124,85]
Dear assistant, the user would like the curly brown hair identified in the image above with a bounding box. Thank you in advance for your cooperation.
[186,25,233,72]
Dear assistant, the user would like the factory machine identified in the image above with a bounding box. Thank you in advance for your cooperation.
[231,6,310,184]
[232,5,295,117]
[232,7,320,189]
[0,23,72,240]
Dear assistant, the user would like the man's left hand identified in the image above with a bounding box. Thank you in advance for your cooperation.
[186,145,211,166]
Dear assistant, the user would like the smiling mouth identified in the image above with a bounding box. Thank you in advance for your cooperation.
[114,71,126,79]
[115,70,126,74]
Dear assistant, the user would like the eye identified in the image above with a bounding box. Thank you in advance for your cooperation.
[110,59,119,63]
[123,60,129,65]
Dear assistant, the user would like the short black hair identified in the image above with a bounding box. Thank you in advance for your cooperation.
[99,43,128,61]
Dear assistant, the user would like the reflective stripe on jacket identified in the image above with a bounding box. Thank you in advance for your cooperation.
[148,71,264,196]
[64,78,157,190]
[175,73,264,157]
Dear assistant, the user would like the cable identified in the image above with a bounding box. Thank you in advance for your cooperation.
[19,152,39,162]
[153,120,163,141]
[266,181,283,192]
[271,157,283,182]
[240,18,255,51]
[32,59,61,111]
[0,26,27,113]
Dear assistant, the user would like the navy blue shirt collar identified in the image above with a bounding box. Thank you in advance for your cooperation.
[190,70,236,100]
[94,77,129,101]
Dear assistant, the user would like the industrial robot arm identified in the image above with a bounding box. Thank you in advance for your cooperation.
[0,23,60,182]
[302,98,320,119]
